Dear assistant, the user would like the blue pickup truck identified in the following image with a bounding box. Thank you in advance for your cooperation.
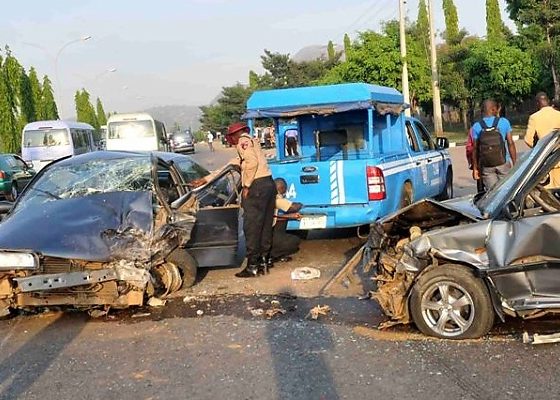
[244,83,453,230]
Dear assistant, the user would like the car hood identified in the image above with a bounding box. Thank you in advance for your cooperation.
[0,191,154,262]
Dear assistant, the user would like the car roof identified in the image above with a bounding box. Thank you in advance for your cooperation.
[49,150,199,168]
[23,120,95,131]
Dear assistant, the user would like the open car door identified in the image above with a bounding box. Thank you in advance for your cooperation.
[184,166,244,268]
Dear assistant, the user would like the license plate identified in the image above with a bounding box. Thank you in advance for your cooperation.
[299,215,327,230]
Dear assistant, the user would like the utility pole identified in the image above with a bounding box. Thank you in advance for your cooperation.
[399,0,411,117]
[427,0,443,136]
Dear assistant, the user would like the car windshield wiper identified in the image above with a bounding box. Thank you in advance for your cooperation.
[30,188,62,200]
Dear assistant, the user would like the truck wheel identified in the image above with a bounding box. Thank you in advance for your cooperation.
[409,264,494,339]
[437,169,453,200]
[400,182,413,208]
[167,248,198,289]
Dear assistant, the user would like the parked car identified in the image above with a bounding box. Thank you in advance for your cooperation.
[368,130,560,339]
[0,154,35,201]
[0,151,243,315]
[245,83,452,231]
[170,130,195,154]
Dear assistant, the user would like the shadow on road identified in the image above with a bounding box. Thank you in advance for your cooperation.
[266,289,340,400]
[0,313,85,399]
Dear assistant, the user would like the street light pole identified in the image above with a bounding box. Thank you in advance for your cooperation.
[427,0,443,136]
[55,35,92,118]
[399,0,411,117]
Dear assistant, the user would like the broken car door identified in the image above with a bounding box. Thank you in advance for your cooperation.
[184,166,244,267]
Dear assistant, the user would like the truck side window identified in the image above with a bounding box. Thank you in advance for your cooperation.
[405,122,420,152]
[414,122,436,151]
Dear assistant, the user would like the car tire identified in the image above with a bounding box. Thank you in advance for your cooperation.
[400,182,413,208]
[437,168,453,200]
[6,182,17,202]
[167,248,198,289]
[409,264,495,339]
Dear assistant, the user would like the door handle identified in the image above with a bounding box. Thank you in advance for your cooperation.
[427,158,432,163]
[415,161,421,166]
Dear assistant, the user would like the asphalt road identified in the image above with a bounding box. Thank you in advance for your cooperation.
[1,140,556,400]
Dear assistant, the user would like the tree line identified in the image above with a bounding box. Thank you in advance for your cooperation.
[0,46,109,153]
[200,0,560,134]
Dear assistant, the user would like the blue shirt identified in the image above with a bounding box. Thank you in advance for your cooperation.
[471,117,512,141]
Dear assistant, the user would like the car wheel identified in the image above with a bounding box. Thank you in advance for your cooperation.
[6,182,17,202]
[437,169,453,200]
[400,182,413,208]
[167,248,198,289]
[409,264,495,339]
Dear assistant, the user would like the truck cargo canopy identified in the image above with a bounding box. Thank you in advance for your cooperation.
[244,83,406,118]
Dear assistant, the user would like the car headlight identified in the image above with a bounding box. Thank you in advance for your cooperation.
[0,252,38,270]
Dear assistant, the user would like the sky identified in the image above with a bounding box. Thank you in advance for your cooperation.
[1,0,515,118]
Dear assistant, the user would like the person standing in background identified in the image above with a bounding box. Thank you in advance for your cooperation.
[206,131,214,152]
[525,92,560,187]
[285,128,299,156]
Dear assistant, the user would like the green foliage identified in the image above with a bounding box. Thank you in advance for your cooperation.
[486,0,505,41]
[74,89,98,130]
[462,40,537,105]
[96,97,107,126]
[442,0,460,45]
[28,67,42,110]
[327,40,336,61]
[38,75,58,120]
[199,83,252,133]
[343,33,352,54]
[416,0,430,49]
[323,21,432,108]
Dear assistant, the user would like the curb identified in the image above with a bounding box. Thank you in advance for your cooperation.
[448,134,521,148]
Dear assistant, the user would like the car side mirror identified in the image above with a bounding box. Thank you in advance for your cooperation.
[25,162,33,169]
[0,201,13,215]
[436,137,449,149]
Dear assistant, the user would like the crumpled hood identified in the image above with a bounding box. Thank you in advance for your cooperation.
[0,191,153,262]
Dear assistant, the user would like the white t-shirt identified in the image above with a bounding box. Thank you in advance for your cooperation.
[207,132,214,142]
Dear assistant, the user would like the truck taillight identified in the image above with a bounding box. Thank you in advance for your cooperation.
[366,166,386,201]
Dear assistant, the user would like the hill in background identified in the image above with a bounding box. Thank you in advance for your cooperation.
[142,105,202,132]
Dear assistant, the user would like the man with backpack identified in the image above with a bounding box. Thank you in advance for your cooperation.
[472,99,517,190]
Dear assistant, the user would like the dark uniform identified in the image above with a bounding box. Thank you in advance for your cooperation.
[271,195,301,260]
[235,132,276,272]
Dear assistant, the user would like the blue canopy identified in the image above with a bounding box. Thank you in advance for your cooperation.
[244,83,405,119]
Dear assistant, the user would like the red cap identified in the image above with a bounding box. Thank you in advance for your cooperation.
[227,122,249,136]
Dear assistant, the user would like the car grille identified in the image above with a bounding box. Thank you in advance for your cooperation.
[42,257,73,274]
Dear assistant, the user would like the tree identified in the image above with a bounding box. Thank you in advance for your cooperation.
[343,33,352,54]
[96,97,107,126]
[0,55,18,153]
[463,41,537,107]
[324,22,431,112]
[486,0,504,42]
[506,0,560,99]
[199,83,253,133]
[74,89,98,129]
[18,70,35,129]
[442,0,460,45]
[327,40,336,61]
[28,67,42,111]
[417,0,430,49]
[38,75,58,120]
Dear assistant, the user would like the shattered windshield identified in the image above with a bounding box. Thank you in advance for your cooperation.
[14,157,152,211]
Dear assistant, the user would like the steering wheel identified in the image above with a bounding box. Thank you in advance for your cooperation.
[530,184,560,213]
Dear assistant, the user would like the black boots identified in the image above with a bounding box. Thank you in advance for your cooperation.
[235,259,259,278]
[235,256,273,278]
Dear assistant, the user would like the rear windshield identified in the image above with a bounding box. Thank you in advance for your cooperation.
[23,129,70,148]
[108,120,155,139]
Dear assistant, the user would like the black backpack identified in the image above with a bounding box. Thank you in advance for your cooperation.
[477,118,506,167]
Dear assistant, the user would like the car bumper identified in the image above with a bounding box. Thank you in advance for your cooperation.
[173,144,195,152]
[286,203,382,230]
[0,180,11,194]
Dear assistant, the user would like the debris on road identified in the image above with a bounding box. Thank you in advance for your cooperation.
[131,312,151,319]
[291,267,321,281]
[307,305,331,320]
[249,308,264,317]
[183,295,197,303]
[196,309,204,317]
[88,309,108,318]
[147,297,167,307]
[523,331,560,345]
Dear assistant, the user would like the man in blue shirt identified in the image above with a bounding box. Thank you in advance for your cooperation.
[472,99,517,190]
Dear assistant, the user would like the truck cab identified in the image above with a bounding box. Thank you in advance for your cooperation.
[244,83,453,230]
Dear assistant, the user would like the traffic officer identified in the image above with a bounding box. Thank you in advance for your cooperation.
[226,122,277,277]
